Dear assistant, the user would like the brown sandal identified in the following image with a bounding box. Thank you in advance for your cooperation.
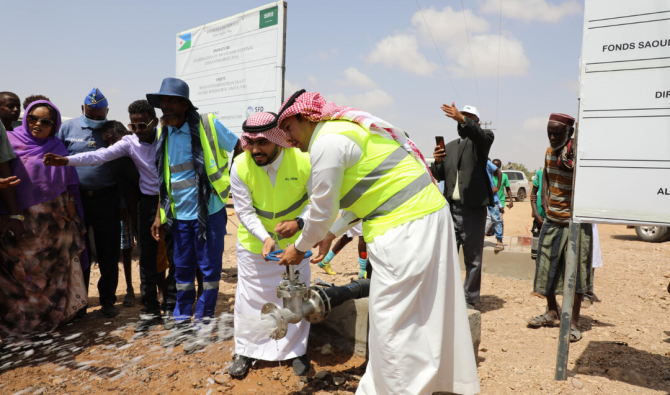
[527,312,560,328]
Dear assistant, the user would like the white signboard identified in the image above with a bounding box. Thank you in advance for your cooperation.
[176,2,287,134]
[573,0,670,226]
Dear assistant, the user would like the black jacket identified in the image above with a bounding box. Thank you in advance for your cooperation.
[431,117,495,208]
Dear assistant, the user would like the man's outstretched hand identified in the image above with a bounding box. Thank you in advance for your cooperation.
[43,153,69,167]
[0,176,20,189]
[441,102,465,124]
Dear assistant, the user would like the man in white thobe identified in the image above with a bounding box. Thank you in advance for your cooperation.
[276,90,480,395]
[229,112,312,377]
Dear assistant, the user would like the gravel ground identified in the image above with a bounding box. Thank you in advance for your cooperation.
[1,201,669,394]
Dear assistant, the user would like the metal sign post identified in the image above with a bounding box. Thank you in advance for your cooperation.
[554,221,581,380]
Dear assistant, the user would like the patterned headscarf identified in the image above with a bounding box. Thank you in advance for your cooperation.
[276,90,436,184]
[241,112,292,149]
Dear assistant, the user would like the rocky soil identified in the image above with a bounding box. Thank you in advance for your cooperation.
[1,201,669,394]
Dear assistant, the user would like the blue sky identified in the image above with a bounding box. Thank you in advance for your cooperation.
[1,0,585,170]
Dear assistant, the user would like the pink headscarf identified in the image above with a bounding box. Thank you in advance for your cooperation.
[240,112,292,149]
[277,90,436,184]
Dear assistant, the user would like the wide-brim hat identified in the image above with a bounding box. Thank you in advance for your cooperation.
[146,77,198,110]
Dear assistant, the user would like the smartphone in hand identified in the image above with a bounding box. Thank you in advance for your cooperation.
[435,136,445,150]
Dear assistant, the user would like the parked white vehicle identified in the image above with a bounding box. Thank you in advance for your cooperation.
[502,170,530,201]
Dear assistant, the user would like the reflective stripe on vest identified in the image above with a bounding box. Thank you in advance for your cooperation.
[171,178,197,190]
[170,162,194,173]
[364,172,432,220]
[254,192,308,220]
[340,146,408,209]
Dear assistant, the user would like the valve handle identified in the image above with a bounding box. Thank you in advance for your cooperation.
[267,249,313,261]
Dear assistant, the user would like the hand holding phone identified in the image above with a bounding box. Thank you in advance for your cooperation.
[434,136,446,164]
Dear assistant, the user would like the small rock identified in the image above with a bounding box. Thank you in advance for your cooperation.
[571,378,583,389]
[332,376,346,386]
[607,367,624,380]
[315,370,328,380]
[501,348,507,352]
[52,378,65,386]
[299,375,310,383]
[320,343,334,355]
[577,366,592,374]
[625,369,646,386]
[228,297,234,303]
[271,371,281,380]
[350,374,362,381]
[257,381,262,386]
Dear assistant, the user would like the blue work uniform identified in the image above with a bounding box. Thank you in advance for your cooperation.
[166,118,238,322]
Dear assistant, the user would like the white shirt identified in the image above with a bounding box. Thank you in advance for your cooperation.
[451,137,467,201]
[294,122,363,252]
[231,149,311,243]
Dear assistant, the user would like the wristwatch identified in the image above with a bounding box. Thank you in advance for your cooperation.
[9,214,24,221]
[295,217,304,230]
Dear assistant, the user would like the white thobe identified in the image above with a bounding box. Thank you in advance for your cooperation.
[231,149,312,361]
[298,122,480,395]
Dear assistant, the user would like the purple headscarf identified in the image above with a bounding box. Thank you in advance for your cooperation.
[5,100,89,269]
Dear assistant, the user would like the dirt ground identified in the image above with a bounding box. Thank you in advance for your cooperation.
[1,200,669,395]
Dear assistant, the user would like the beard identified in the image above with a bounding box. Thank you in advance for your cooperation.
[163,114,181,127]
[252,146,280,167]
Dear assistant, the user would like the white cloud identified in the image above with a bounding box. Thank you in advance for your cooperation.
[326,89,394,110]
[481,0,582,23]
[284,79,301,96]
[338,67,377,89]
[448,34,530,78]
[411,6,489,45]
[306,75,318,86]
[368,34,438,77]
[522,116,548,132]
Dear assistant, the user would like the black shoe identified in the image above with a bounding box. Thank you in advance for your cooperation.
[228,354,253,377]
[134,315,162,333]
[163,311,176,330]
[292,354,310,376]
[101,304,118,318]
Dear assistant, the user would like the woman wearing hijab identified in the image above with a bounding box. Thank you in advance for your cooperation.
[0,100,88,336]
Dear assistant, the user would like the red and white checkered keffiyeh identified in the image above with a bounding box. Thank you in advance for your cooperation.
[277,91,436,184]
[241,112,293,149]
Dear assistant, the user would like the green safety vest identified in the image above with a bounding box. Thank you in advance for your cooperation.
[315,120,445,242]
[158,113,231,224]
[235,148,311,254]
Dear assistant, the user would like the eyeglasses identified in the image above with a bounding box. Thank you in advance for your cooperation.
[127,119,154,131]
[27,114,54,127]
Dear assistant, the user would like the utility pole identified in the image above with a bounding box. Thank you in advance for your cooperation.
[481,121,496,130]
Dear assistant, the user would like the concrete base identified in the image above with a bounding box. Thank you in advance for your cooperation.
[310,298,482,363]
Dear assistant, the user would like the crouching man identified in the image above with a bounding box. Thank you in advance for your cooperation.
[229,112,312,377]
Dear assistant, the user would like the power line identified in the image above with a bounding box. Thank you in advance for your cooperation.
[414,0,462,103]
[495,0,503,128]
[460,0,483,110]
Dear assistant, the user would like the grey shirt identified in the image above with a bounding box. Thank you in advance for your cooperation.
[0,121,16,164]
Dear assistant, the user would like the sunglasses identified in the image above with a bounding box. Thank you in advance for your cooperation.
[127,119,154,131]
[27,114,54,127]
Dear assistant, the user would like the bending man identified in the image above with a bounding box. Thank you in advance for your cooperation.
[277,90,480,395]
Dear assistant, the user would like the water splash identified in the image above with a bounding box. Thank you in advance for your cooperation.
[234,314,278,344]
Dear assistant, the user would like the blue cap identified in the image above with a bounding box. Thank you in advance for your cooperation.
[84,88,108,108]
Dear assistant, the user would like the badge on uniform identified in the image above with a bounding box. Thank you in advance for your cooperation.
[88,141,97,148]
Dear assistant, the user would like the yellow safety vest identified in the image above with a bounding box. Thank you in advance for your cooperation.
[158,113,231,224]
[235,148,311,254]
[314,120,445,242]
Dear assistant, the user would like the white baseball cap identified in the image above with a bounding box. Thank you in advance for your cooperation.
[460,105,480,120]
